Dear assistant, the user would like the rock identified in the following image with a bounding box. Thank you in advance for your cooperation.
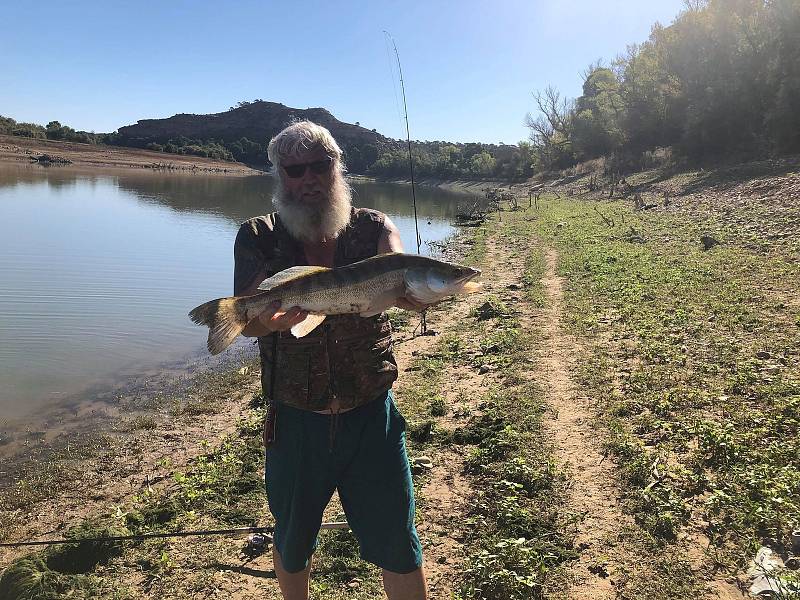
[475,301,506,320]
[506,283,523,290]
[411,456,433,474]
[756,351,772,360]
[700,235,720,251]
[478,364,492,374]
[747,546,792,597]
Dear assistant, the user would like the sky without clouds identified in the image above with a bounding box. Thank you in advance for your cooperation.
[1,0,686,144]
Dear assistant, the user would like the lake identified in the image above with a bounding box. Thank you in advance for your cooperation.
[0,164,476,425]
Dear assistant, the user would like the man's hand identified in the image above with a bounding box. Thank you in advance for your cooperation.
[394,296,437,312]
[242,301,309,337]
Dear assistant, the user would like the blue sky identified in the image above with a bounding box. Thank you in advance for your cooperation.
[1,0,685,144]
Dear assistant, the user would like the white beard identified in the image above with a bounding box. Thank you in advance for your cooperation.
[272,174,353,243]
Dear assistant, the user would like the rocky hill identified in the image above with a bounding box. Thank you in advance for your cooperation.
[115,101,395,172]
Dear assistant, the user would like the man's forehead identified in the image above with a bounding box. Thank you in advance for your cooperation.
[281,146,330,166]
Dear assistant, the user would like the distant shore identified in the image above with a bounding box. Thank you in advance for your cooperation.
[0,134,261,175]
[0,136,527,192]
[375,176,520,195]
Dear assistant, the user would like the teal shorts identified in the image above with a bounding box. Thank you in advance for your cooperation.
[265,390,423,574]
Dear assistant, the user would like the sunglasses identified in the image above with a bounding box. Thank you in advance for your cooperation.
[281,156,333,179]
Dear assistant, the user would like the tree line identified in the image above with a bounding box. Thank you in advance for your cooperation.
[526,0,800,172]
[0,116,108,145]
[365,142,536,180]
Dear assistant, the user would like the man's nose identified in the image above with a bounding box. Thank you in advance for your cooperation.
[300,167,319,185]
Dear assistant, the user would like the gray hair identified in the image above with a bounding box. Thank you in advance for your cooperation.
[267,121,344,176]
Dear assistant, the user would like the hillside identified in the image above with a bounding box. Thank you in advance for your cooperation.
[115,101,395,173]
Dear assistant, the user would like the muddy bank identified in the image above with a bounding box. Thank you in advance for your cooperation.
[0,134,260,175]
[0,340,260,546]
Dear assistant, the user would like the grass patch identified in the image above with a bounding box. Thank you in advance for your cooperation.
[529,196,800,573]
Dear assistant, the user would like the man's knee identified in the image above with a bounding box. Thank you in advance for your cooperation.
[382,566,428,600]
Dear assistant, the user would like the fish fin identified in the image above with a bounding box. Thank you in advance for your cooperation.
[257,265,330,291]
[290,313,327,338]
[189,296,249,355]
[404,270,441,304]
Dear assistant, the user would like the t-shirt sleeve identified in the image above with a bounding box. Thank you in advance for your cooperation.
[234,221,267,295]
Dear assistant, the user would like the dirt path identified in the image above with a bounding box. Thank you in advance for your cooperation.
[536,248,631,599]
[393,235,529,598]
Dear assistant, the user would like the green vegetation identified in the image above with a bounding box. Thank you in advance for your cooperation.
[391,230,575,599]
[367,141,536,181]
[0,116,108,144]
[0,116,46,139]
[147,137,235,161]
[531,195,799,569]
[527,0,800,170]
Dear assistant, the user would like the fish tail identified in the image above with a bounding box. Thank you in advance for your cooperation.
[189,297,249,355]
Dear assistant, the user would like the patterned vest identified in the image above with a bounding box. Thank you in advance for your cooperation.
[233,208,398,411]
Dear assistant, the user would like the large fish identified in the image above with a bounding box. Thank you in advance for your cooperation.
[189,252,482,355]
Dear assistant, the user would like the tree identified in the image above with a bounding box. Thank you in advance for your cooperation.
[525,86,574,169]
[46,121,65,140]
[571,67,625,159]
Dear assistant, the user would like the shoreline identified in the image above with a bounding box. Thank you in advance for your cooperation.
[0,135,525,192]
[371,176,521,195]
[0,134,261,175]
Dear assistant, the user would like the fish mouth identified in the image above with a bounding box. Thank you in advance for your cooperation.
[455,267,482,293]
[457,267,481,284]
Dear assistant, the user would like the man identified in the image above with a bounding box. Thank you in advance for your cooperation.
[233,121,428,600]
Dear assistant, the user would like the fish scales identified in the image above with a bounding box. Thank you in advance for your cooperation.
[278,268,404,314]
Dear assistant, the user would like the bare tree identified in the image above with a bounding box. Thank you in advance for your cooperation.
[525,86,574,168]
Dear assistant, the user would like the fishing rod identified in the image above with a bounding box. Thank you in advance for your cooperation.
[384,30,427,334]
[0,521,349,549]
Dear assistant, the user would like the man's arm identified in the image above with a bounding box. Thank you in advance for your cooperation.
[233,223,307,336]
[378,215,434,312]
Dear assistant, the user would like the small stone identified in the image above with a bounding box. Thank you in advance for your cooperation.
[756,350,772,359]
[506,283,523,290]
[412,456,433,470]
[700,235,720,250]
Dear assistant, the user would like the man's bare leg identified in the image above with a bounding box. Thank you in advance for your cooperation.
[382,566,428,600]
[273,547,312,600]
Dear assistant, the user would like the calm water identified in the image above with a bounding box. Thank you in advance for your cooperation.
[0,164,476,422]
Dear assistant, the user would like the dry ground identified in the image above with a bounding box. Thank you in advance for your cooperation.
[0,134,258,174]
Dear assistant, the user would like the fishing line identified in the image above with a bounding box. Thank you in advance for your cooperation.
[383,30,427,334]
[0,521,349,549]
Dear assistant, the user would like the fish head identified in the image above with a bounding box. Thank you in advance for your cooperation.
[406,260,482,303]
